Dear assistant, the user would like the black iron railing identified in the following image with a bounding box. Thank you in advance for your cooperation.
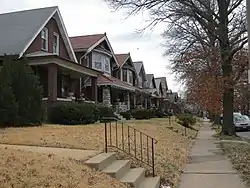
[102,117,158,176]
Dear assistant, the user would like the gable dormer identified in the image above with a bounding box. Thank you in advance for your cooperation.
[115,53,136,86]
[70,33,119,75]
[133,61,147,88]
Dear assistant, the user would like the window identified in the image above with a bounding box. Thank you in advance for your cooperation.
[53,33,59,55]
[92,52,111,73]
[138,76,143,87]
[104,57,110,73]
[41,28,48,51]
[92,53,102,70]
[128,70,133,84]
[122,69,127,82]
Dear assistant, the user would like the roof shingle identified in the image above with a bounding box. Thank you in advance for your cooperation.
[115,53,129,67]
[0,6,57,56]
[70,34,105,50]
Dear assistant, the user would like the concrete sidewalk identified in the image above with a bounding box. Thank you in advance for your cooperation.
[178,121,247,188]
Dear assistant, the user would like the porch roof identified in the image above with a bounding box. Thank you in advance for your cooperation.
[26,52,102,77]
[97,74,136,92]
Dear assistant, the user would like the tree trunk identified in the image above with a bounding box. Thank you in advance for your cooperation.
[217,0,235,136]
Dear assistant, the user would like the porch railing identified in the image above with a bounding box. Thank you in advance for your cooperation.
[102,117,158,176]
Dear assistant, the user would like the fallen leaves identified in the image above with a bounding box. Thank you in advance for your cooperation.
[0,148,127,188]
[0,118,199,188]
[221,142,250,186]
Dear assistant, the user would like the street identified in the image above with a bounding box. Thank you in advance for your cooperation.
[237,131,250,139]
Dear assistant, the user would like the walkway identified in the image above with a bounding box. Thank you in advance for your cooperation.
[0,144,99,160]
[179,121,247,188]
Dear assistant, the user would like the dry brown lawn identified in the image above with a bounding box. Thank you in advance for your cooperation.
[0,117,200,188]
[0,147,126,188]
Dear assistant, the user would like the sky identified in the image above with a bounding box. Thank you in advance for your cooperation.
[0,0,183,92]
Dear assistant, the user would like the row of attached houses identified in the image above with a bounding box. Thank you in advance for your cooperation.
[0,6,179,113]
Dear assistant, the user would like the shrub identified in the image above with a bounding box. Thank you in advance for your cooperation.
[97,104,115,120]
[131,109,155,120]
[48,103,98,125]
[177,114,197,129]
[154,109,165,118]
[0,70,19,127]
[120,111,132,120]
[0,55,43,126]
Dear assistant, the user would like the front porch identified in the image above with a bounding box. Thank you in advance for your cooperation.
[28,55,100,104]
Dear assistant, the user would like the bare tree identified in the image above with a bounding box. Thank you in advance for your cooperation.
[105,0,247,135]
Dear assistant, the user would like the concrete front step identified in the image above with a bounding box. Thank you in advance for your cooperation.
[139,177,161,188]
[102,159,131,179]
[119,167,145,187]
[85,152,160,188]
[85,152,116,170]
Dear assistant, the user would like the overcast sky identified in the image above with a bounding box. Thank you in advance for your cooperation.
[1,0,183,92]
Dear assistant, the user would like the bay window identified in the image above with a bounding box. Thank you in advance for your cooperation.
[128,70,133,84]
[92,52,111,74]
[122,69,127,81]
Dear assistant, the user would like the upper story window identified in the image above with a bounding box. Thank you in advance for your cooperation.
[53,33,59,55]
[128,70,133,84]
[41,28,48,51]
[122,69,128,82]
[138,76,143,88]
[92,52,111,74]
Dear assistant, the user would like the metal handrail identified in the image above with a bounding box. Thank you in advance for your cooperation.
[102,117,158,176]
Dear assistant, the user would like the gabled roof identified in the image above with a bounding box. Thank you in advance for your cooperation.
[133,61,147,80]
[0,6,77,62]
[115,53,130,67]
[160,77,168,91]
[145,74,156,89]
[70,34,105,50]
[70,33,119,66]
[155,78,162,91]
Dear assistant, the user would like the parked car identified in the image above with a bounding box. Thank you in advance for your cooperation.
[220,112,242,124]
[234,115,250,131]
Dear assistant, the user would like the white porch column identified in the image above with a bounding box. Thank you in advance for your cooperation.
[102,87,111,106]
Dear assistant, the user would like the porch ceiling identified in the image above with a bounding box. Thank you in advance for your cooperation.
[27,54,101,77]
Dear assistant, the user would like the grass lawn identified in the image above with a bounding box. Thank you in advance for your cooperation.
[221,142,250,187]
[0,147,126,188]
[0,117,200,188]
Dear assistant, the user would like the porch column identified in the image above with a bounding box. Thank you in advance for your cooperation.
[103,86,111,106]
[140,94,143,107]
[74,78,81,101]
[133,94,136,108]
[145,98,148,109]
[91,77,98,103]
[126,92,130,110]
[149,97,152,108]
[48,64,57,104]
[157,99,160,108]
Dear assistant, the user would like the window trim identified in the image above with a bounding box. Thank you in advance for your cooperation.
[53,32,60,55]
[41,27,48,51]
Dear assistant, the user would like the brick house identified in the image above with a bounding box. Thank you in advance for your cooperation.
[0,6,101,105]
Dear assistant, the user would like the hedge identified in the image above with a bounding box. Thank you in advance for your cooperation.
[130,109,155,120]
[48,102,115,125]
